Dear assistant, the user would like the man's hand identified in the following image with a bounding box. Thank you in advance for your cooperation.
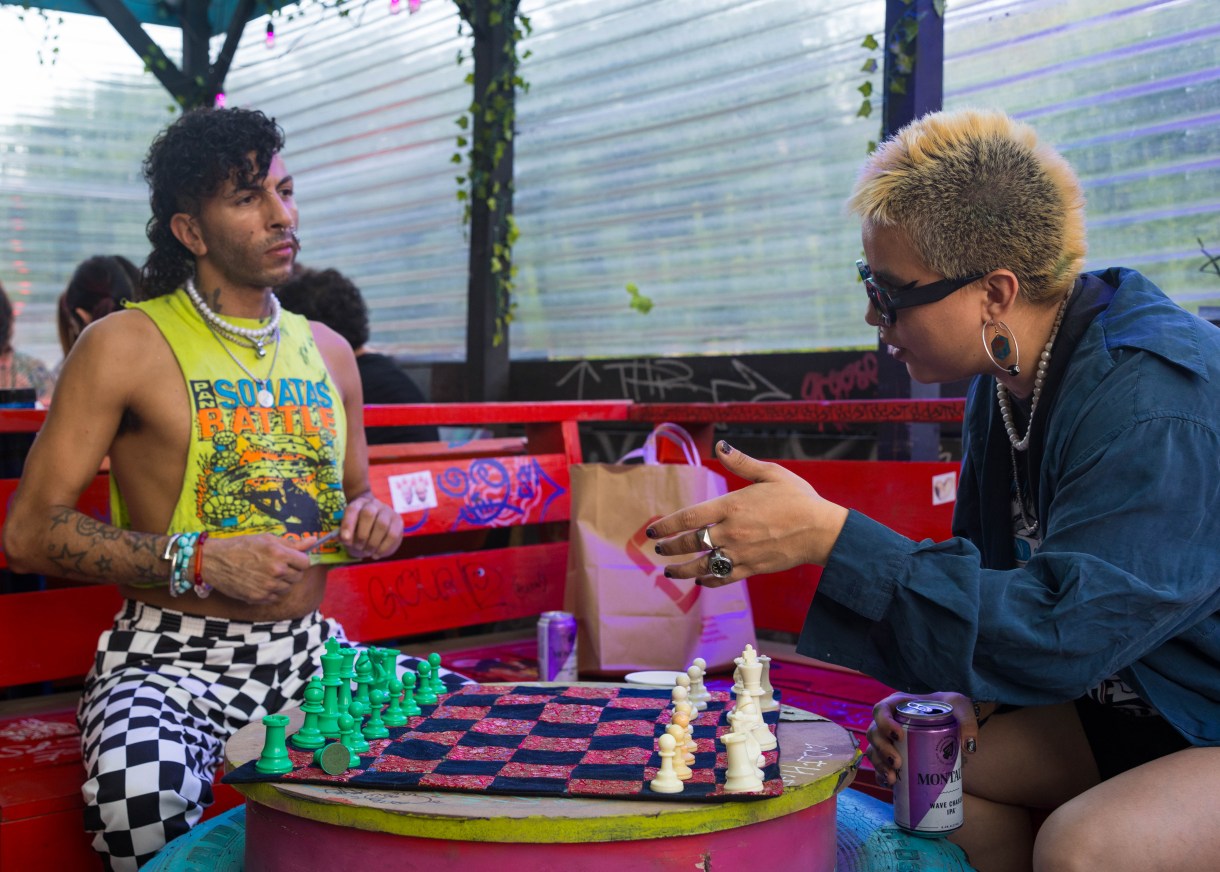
[200,533,315,605]
[336,493,404,560]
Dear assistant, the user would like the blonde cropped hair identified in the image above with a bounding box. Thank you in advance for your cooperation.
[849,108,1086,305]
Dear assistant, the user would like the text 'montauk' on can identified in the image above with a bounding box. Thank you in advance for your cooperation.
[537,610,578,682]
[893,699,963,837]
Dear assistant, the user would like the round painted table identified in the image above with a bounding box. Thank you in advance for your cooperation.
[225,688,861,872]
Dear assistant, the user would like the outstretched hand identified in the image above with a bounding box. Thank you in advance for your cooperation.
[647,441,849,586]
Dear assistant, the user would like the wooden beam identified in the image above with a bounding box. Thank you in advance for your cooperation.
[84,0,195,105]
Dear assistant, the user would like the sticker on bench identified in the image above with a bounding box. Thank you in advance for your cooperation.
[389,471,439,514]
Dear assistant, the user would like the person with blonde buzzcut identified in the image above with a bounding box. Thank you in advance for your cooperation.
[648,108,1220,871]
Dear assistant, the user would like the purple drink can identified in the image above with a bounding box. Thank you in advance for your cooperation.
[892,699,963,837]
[537,611,578,682]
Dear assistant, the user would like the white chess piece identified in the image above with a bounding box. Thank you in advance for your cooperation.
[672,709,697,763]
[650,732,684,794]
[728,704,764,775]
[686,664,709,711]
[665,724,692,780]
[721,732,764,793]
[757,654,778,712]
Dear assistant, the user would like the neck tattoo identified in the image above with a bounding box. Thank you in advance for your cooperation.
[184,277,281,358]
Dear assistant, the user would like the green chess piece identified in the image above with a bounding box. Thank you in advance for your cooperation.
[428,652,446,696]
[400,669,422,717]
[290,676,327,751]
[313,742,352,775]
[363,687,389,739]
[344,700,370,754]
[382,673,407,727]
[318,638,343,740]
[255,714,295,774]
[337,713,362,769]
[351,652,373,718]
[338,645,358,716]
[414,661,438,706]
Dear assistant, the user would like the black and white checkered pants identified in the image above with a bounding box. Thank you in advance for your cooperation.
[76,599,470,871]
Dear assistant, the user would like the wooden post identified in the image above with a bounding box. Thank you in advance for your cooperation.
[875,0,944,461]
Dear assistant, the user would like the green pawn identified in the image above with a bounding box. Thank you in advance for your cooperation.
[363,687,389,739]
[400,669,422,717]
[337,713,362,769]
[382,673,407,727]
[414,661,438,706]
[255,714,295,774]
[345,699,371,754]
[290,676,327,751]
[428,652,446,696]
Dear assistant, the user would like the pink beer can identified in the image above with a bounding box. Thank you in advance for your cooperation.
[537,610,578,682]
[893,699,963,836]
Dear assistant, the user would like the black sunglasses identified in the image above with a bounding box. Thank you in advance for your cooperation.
[856,259,986,326]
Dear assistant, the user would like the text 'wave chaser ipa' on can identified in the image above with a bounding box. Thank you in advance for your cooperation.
[893,699,963,837]
[537,611,578,682]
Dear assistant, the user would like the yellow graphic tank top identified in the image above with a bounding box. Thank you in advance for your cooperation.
[111,289,350,564]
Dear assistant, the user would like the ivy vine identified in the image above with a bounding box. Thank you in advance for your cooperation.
[452,0,531,346]
[857,0,947,153]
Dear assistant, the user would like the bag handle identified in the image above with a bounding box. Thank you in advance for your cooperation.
[618,422,701,467]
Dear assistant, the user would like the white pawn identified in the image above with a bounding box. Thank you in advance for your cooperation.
[757,654,778,712]
[674,672,691,703]
[728,704,764,774]
[721,732,764,794]
[671,685,694,727]
[686,664,709,711]
[650,732,684,794]
[666,724,692,780]
[672,709,697,763]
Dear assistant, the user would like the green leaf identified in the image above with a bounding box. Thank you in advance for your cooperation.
[889,76,908,96]
[858,81,873,97]
[456,115,469,129]
[456,136,468,148]
[933,0,946,16]
[857,100,873,119]
[862,33,879,50]
[860,58,878,74]
[451,154,463,164]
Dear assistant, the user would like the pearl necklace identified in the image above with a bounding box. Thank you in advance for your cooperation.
[185,278,281,357]
[994,289,1072,452]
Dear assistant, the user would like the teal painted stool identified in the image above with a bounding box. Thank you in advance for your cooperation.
[148,792,975,871]
[143,804,246,872]
[836,789,976,871]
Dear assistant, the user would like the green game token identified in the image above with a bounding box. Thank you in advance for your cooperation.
[314,742,353,776]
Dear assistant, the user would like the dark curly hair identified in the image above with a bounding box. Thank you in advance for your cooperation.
[140,107,285,299]
[275,266,370,350]
[58,255,141,355]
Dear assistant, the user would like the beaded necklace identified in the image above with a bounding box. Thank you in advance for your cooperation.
[995,288,1072,534]
[184,278,281,357]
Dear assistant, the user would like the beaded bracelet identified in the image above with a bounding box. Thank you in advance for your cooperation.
[168,532,200,597]
[192,531,212,598]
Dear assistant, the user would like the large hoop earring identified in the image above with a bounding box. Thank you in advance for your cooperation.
[982,319,1021,376]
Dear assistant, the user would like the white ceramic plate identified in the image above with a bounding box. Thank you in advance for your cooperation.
[624,670,686,687]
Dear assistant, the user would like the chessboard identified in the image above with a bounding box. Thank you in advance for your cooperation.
[224,682,783,802]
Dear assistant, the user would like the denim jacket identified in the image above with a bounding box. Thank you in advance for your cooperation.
[797,268,1220,745]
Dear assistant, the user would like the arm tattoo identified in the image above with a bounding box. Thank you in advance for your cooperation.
[43,506,166,586]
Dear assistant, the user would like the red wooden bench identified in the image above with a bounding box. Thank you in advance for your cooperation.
[0,398,961,868]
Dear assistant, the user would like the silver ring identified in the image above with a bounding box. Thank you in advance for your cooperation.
[708,548,733,579]
[696,526,715,551]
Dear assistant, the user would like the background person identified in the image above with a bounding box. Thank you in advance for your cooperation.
[276,265,439,444]
[649,108,1220,872]
[56,254,141,359]
[0,276,55,409]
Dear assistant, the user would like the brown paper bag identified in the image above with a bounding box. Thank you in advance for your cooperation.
[564,423,757,674]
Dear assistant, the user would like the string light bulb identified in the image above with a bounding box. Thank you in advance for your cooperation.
[214,92,226,108]
[389,0,401,14]
[265,20,275,49]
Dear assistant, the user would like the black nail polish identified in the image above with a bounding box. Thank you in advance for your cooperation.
[645,527,658,539]
[663,568,673,578]
[653,545,662,554]
[890,732,899,742]
[717,440,732,455]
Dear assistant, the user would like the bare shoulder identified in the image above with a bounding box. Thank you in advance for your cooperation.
[57,309,165,392]
[306,320,360,398]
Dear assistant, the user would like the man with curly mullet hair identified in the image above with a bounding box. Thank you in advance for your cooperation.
[650,108,1220,871]
[4,107,467,870]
